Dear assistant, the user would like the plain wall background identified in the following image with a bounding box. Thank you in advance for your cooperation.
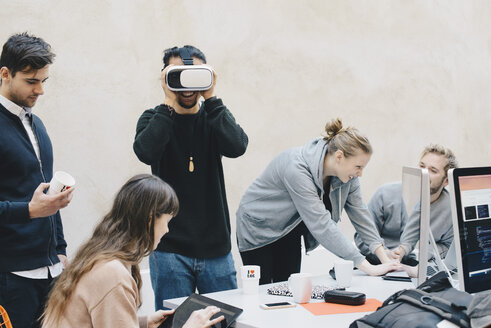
[2,1,490,275]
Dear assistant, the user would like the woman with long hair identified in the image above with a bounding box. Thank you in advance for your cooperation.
[42,174,224,328]
[237,118,401,284]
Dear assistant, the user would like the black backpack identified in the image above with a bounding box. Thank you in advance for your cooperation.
[350,272,473,328]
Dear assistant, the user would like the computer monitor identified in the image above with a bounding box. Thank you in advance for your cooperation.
[401,166,431,286]
[448,166,491,294]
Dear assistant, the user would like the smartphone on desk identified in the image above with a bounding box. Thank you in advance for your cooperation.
[382,272,412,282]
[260,302,296,310]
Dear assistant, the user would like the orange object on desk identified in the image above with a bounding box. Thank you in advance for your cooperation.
[301,298,383,316]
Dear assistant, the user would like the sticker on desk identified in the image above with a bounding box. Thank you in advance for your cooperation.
[267,282,340,299]
[301,299,383,316]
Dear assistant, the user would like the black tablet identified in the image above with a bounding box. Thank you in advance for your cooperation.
[160,293,243,328]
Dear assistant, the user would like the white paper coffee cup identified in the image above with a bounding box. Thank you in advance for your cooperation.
[288,273,312,303]
[334,259,354,288]
[240,265,260,294]
[47,171,76,195]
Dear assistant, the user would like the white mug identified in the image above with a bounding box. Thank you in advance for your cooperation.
[334,259,354,288]
[47,171,76,195]
[288,273,312,303]
[240,265,260,294]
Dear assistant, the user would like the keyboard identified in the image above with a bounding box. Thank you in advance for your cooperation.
[427,265,437,276]
[427,265,458,277]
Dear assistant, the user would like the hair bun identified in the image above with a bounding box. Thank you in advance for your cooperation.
[323,118,372,157]
[324,118,344,142]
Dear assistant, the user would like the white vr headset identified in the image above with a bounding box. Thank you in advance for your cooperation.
[166,65,213,91]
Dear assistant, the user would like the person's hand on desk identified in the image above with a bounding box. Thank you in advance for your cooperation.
[183,306,225,328]
[401,264,418,278]
[390,246,406,261]
[385,248,395,259]
[357,259,402,276]
[374,245,393,264]
[385,248,402,261]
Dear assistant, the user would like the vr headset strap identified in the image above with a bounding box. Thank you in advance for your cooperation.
[179,47,194,65]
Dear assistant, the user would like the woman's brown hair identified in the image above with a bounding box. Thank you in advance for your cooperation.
[42,174,179,326]
[323,118,372,157]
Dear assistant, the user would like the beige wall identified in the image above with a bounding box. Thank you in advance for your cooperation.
[2,0,490,269]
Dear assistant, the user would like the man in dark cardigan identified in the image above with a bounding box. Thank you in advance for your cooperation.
[0,32,74,328]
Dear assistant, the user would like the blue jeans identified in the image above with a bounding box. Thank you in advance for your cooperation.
[149,251,237,310]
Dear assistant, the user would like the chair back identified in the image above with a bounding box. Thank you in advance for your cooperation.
[0,305,13,328]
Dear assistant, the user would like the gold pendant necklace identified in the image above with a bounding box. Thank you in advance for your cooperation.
[189,156,194,172]
[185,111,198,173]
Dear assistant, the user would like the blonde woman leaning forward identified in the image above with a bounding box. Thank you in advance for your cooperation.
[42,174,224,328]
[237,118,401,284]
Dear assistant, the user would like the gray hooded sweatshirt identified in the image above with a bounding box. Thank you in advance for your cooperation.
[236,137,384,266]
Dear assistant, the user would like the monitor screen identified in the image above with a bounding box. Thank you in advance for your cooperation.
[401,167,431,286]
[450,168,491,293]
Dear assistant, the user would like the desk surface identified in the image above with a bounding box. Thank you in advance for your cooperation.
[164,271,413,328]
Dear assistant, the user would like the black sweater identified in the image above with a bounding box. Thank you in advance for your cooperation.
[133,97,248,258]
[0,104,67,272]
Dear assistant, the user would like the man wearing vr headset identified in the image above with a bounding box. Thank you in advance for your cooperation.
[133,45,248,310]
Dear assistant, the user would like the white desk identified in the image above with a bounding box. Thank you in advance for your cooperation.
[164,271,413,328]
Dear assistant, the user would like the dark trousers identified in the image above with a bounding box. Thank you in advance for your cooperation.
[240,221,308,285]
[0,272,54,328]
